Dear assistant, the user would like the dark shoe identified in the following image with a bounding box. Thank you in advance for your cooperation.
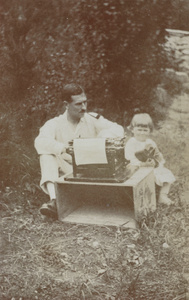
[39,199,57,219]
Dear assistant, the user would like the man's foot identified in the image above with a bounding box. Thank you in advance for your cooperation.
[39,199,57,219]
[158,195,173,206]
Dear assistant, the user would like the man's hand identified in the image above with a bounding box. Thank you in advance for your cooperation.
[61,152,72,164]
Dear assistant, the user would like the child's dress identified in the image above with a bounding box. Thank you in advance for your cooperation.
[125,137,175,186]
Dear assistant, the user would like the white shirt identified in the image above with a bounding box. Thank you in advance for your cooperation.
[35,111,124,155]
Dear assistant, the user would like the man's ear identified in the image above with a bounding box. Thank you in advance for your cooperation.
[64,101,68,107]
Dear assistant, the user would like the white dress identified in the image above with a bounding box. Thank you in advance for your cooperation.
[125,137,175,186]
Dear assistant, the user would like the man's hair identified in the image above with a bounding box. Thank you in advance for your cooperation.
[128,113,154,132]
[62,83,85,102]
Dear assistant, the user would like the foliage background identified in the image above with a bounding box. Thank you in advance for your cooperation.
[0,0,188,188]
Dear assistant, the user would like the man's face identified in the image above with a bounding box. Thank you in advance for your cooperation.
[67,93,87,122]
[133,126,150,142]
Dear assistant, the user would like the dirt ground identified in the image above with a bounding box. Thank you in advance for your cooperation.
[0,95,189,300]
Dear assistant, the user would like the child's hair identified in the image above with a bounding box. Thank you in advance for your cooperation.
[128,113,154,132]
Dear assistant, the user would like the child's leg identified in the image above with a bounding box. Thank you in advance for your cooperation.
[158,183,173,205]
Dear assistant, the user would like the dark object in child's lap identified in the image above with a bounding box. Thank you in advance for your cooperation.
[135,146,159,167]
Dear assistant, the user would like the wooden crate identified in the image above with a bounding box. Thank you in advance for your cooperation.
[55,167,156,228]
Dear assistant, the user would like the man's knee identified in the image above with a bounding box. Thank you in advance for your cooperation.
[39,154,59,187]
[56,154,73,174]
[39,154,72,180]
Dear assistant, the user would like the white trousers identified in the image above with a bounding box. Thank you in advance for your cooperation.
[39,154,72,194]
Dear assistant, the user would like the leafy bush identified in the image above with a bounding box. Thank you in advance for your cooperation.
[1,0,175,111]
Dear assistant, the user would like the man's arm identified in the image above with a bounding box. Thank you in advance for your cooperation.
[88,113,124,138]
[34,119,66,155]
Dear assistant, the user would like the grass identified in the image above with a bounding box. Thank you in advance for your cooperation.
[0,202,188,300]
[0,108,189,299]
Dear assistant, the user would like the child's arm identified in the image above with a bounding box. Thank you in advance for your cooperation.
[125,138,155,167]
[146,139,165,167]
[125,138,157,168]
[125,138,141,166]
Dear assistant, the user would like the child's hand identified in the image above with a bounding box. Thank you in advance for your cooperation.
[145,144,154,151]
[147,158,156,167]
[141,158,156,168]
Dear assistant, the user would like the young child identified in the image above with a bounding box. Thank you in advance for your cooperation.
[125,113,175,205]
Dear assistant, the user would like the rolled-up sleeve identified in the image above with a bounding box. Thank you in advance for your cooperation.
[95,116,124,138]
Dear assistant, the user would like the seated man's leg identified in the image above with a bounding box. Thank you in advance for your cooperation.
[39,154,59,193]
[39,154,72,218]
[56,153,73,175]
[39,154,59,218]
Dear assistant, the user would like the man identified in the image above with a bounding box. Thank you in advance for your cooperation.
[35,83,124,218]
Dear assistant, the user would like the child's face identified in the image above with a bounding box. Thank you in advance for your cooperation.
[133,126,150,142]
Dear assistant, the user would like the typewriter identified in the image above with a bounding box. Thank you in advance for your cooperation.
[64,137,134,183]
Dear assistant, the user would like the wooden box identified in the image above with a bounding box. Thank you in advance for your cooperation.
[55,167,156,228]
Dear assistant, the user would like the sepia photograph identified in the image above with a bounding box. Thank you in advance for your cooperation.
[0,0,189,299]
